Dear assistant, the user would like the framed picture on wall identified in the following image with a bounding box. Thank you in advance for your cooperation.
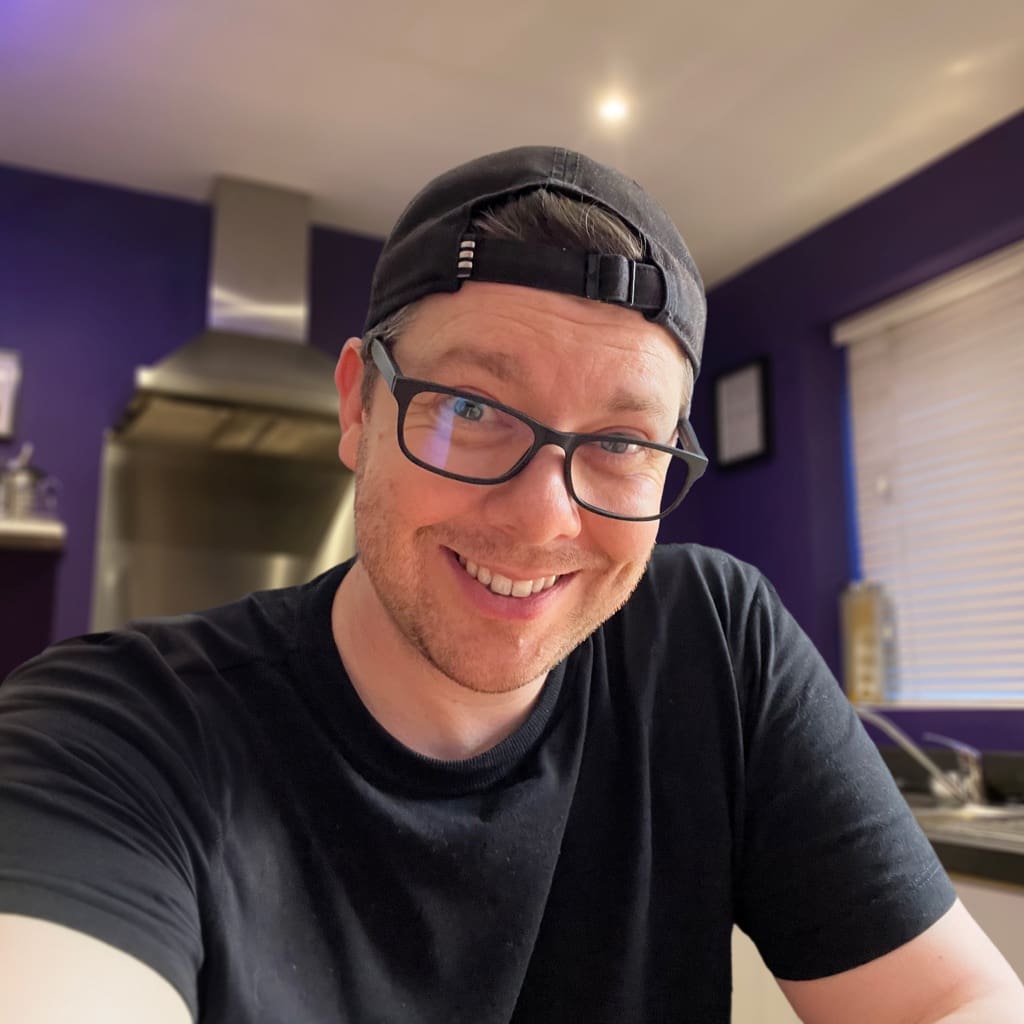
[0,350,22,441]
[713,357,771,468]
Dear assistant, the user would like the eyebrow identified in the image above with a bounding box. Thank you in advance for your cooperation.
[426,345,680,424]
[427,346,520,384]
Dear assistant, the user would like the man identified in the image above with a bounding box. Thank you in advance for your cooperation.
[1,147,1021,1023]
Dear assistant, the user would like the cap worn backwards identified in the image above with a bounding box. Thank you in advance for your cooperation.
[363,146,706,378]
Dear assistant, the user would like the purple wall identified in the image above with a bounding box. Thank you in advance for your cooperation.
[4,116,1024,749]
[0,164,381,677]
[661,110,1024,749]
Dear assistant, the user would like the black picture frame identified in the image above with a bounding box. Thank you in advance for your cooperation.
[712,357,771,469]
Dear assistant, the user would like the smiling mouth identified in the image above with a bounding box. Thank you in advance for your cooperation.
[455,553,561,598]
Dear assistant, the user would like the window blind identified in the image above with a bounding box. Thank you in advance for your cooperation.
[834,240,1024,703]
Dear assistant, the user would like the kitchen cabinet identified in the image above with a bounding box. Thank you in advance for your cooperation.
[731,928,800,1023]
[952,873,1024,977]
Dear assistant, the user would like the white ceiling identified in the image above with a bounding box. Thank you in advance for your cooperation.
[3,0,1023,286]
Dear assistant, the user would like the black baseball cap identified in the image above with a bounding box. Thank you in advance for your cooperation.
[363,146,706,377]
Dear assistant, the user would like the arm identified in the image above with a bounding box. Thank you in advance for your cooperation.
[726,570,1019,1011]
[1,634,210,1020]
[0,914,192,1024]
[778,899,1024,1024]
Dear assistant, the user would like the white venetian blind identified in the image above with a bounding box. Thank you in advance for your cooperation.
[834,240,1024,703]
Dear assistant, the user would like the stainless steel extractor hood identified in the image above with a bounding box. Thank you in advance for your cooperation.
[125,177,339,452]
[90,176,356,632]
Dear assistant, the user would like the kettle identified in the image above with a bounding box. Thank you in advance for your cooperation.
[0,443,60,520]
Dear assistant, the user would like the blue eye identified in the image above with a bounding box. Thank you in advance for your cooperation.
[599,438,637,455]
[451,397,485,422]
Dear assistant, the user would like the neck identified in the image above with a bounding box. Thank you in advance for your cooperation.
[331,564,546,761]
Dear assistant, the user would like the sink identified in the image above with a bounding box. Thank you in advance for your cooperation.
[907,801,1024,855]
[913,804,1024,824]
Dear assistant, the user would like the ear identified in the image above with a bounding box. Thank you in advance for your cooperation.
[335,337,366,471]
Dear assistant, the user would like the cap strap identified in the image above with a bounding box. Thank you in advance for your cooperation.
[456,236,665,314]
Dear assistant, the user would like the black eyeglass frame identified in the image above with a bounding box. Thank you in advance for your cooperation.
[367,335,708,522]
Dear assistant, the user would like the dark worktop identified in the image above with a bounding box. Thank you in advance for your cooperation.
[879,748,1024,887]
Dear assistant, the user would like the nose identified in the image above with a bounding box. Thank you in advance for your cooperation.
[481,443,582,543]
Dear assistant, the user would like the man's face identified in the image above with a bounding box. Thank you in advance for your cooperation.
[338,281,690,694]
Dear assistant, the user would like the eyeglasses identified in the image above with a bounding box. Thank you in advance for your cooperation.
[367,336,708,522]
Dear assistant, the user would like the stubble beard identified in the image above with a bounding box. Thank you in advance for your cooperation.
[351,441,651,695]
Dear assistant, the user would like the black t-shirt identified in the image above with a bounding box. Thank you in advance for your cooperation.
[0,545,954,1022]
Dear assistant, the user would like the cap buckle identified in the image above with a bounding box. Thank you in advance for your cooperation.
[585,253,637,308]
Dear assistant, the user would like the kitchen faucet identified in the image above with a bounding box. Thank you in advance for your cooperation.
[854,705,986,805]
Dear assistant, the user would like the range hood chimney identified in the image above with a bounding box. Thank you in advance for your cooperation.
[92,178,356,632]
[133,177,338,420]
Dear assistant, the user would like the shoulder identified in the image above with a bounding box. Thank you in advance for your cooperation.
[609,544,822,725]
[0,575,339,861]
[645,542,764,591]
[122,572,312,676]
[625,542,768,631]
[600,543,775,713]
[5,569,331,695]
[0,572,339,764]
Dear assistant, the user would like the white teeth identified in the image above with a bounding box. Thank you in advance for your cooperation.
[532,576,556,594]
[456,554,559,598]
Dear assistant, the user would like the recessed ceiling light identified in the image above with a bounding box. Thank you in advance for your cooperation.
[598,96,629,122]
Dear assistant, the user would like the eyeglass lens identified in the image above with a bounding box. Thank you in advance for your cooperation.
[400,389,691,519]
